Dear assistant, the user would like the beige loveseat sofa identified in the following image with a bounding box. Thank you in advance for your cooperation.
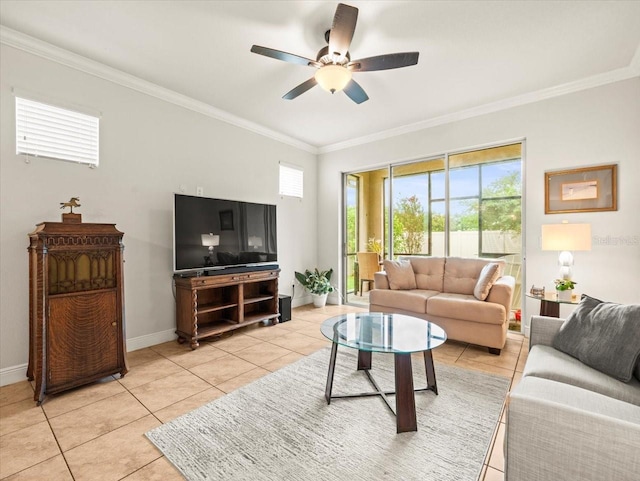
[370,256,515,354]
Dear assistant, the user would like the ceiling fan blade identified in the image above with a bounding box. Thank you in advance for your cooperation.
[343,79,369,104]
[329,3,358,62]
[348,52,419,72]
[251,45,321,68]
[283,77,318,100]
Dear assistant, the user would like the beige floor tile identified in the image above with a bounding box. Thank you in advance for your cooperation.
[502,337,523,353]
[118,357,183,390]
[510,371,523,390]
[121,456,184,480]
[459,346,519,371]
[42,377,125,419]
[268,332,326,353]
[162,344,229,369]
[515,348,529,373]
[216,367,270,393]
[261,352,305,372]
[126,348,164,368]
[188,354,256,386]
[488,422,505,472]
[147,340,187,357]
[0,398,46,437]
[0,381,34,407]
[233,342,292,366]
[153,387,225,423]
[0,421,60,478]
[64,415,161,481]
[479,464,487,481]
[436,340,467,358]
[129,370,211,413]
[272,320,301,331]
[243,325,288,341]
[454,358,513,378]
[290,324,328,340]
[278,319,318,330]
[484,466,504,480]
[49,391,149,452]
[294,339,331,355]
[2,454,73,481]
[431,350,460,365]
[206,332,264,352]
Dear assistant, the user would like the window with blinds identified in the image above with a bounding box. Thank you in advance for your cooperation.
[279,163,303,198]
[15,96,99,166]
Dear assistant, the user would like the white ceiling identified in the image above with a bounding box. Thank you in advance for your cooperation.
[1,1,639,152]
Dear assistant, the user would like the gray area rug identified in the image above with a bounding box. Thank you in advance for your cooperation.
[146,347,510,481]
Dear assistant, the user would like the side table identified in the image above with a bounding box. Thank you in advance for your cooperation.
[526,292,580,317]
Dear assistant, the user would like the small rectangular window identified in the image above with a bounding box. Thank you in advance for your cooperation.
[16,96,99,166]
[279,163,303,198]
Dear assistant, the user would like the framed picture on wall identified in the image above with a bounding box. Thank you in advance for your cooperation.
[219,210,234,230]
[545,164,617,214]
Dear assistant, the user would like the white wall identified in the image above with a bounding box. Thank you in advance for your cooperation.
[0,45,318,383]
[318,78,640,332]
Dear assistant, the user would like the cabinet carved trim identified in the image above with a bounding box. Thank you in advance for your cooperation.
[28,219,128,404]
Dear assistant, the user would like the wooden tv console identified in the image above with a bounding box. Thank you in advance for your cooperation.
[174,268,280,349]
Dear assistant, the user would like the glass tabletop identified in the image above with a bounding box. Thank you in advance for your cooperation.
[525,292,580,305]
[320,312,446,354]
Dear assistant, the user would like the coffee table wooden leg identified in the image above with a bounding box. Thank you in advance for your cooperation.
[423,349,438,395]
[358,350,372,370]
[394,353,417,433]
[325,340,338,404]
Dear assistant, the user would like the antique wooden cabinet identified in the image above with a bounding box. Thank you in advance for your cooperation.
[174,268,280,349]
[28,215,128,404]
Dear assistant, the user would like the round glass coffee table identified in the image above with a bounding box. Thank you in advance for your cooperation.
[320,312,446,433]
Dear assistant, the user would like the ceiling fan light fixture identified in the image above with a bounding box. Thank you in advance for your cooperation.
[314,64,352,94]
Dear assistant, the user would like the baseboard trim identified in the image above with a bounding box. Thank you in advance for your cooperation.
[126,329,177,352]
[0,363,28,387]
[0,329,179,387]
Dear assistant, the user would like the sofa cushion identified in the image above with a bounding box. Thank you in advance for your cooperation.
[369,289,438,314]
[553,295,640,382]
[403,256,445,291]
[383,259,417,290]
[473,262,501,301]
[427,293,506,325]
[443,257,505,295]
[524,345,640,406]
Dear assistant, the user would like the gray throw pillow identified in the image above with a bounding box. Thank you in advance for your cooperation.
[553,295,640,382]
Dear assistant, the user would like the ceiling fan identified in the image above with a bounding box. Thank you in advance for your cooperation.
[250,3,419,104]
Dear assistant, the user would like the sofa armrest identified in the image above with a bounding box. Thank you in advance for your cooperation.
[506,376,640,481]
[486,275,515,315]
[374,271,389,290]
[529,315,564,349]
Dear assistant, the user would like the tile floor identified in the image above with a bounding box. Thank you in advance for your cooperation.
[0,304,528,481]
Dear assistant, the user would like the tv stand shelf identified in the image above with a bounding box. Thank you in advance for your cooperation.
[174,268,280,349]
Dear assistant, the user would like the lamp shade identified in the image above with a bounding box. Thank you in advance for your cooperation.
[314,65,352,93]
[248,236,263,248]
[201,233,219,247]
[541,223,591,251]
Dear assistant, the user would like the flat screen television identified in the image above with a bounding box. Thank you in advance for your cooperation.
[173,194,277,274]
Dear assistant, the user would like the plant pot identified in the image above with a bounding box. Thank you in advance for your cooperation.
[312,293,328,308]
[557,289,572,301]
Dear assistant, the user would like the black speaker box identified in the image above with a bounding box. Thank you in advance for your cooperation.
[278,294,292,323]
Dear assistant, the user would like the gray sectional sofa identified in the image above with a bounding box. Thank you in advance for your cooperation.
[505,315,640,481]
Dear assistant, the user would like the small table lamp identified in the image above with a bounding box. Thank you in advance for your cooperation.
[248,236,263,250]
[201,233,220,257]
[541,222,591,280]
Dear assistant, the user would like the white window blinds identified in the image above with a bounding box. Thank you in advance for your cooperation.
[16,96,99,166]
[279,163,303,198]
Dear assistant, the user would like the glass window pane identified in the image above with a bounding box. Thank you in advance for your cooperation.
[481,198,522,254]
[449,199,479,257]
[391,172,428,257]
[482,160,521,198]
[431,201,445,256]
[449,166,479,198]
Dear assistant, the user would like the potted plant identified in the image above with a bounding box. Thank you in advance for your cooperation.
[295,268,335,308]
[554,279,576,301]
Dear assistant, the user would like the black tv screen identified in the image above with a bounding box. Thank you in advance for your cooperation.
[173,194,277,273]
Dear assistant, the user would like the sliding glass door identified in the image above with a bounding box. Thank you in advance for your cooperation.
[342,142,523,330]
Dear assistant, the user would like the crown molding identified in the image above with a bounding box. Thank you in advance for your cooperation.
[0,26,318,154]
[318,61,640,155]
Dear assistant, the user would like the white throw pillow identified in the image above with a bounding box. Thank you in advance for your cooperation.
[383,259,417,290]
[473,263,500,300]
